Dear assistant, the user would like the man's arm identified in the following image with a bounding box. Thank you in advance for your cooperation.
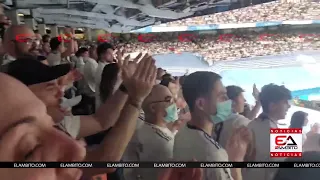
[77,52,142,138]
[82,100,141,176]
[231,168,242,180]
[246,101,261,120]
[77,90,128,138]
[81,54,156,178]
[61,39,74,58]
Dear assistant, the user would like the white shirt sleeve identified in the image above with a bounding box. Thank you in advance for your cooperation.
[47,52,62,66]
[60,116,81,139]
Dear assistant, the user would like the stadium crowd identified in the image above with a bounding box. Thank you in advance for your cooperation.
[167,1,320,26]
[121,32,320,63]
[1,3,320,180]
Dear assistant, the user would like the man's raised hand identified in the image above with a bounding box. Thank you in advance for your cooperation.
[123,53,156,105]
[226,126,252,162]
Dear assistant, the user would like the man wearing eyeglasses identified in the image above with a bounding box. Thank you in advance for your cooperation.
[123,84,178,180]
[1,25,38,66]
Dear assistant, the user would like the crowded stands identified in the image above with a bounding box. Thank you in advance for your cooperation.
[120,31,320,63]
[166,1,320,26]
[0,1,320,180]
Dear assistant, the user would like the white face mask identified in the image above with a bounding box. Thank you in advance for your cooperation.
[60,95,82,111]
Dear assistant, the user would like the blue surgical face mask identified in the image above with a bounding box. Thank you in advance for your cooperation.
[164,103,179,123]
[210,100,232,124]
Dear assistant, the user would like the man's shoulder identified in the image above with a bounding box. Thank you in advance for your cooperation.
[47,52,61,59]
[139,123,174,142]
[232,114,251,126]
[177,126,221,149]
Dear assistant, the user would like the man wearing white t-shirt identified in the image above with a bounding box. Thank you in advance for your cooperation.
[5,55,158,177]
[47,36,75,66]
[174,71,251,180]
[244,84,291,180]
[123,84,178,180]
[94,42,116,109]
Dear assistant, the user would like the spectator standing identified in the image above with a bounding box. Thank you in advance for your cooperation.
[244,84,291,180]
[94,42,116,109]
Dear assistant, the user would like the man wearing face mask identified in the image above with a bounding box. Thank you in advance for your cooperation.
[213,85,251,148]
[123,84,177,180]
[174,71,252,180]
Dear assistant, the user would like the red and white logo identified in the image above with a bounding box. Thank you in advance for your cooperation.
[270,128,302,158]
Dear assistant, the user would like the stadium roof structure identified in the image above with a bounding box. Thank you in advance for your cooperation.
[2,0,274,33]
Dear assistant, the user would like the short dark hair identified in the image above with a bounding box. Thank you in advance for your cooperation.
[97,42,114,60]
[182,71,221,112]
[226,85,244,101]
[49,37,61,51]
[42,34,50,43]
[259,84,291,113]
[179,75,186,86]
[290,111,308,128]
[162,73,173,80]
[75,47,89,57]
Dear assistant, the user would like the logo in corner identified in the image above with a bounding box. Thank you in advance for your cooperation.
[270,128,302,158]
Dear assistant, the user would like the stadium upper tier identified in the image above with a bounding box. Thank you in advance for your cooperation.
[133,2,320,33]
[167,2,320,26]
[120,31,320,64]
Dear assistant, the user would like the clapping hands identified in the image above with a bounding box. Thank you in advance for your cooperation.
[226,126,252,161]
[117,50,156,105]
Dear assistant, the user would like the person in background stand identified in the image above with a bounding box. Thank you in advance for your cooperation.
[1,25,36,66]
[89,44,98,60]
[174,71,251,180]
[41,34,51,57]
[213,85,252,148]
[47,28,75,66]
[156,68,166,84]
[123,84,178,180]
[244,84,291,180]
[0,6,11,66]
[95,43,118,109]
[289,111,308,142]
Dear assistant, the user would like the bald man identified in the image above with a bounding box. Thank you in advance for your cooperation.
[123,84,178,180]
[1,25,36,65]
[0,73,85,179]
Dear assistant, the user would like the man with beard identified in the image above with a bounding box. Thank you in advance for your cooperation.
[1,25,36,65]
[29,32,42,56]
